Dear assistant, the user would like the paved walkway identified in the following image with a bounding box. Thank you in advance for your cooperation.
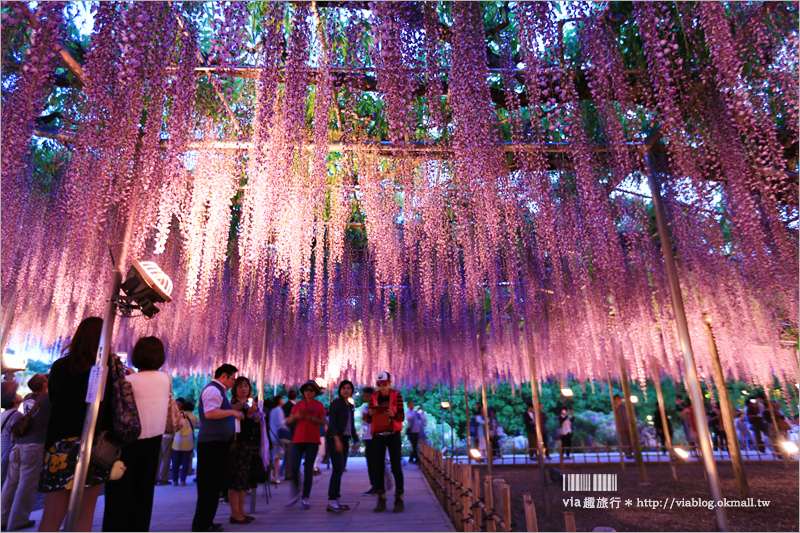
[23,458,455,532]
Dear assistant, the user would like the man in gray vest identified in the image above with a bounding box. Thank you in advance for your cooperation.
[191,364,244,532]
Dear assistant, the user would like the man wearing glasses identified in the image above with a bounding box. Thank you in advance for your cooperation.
[364,372,405,513]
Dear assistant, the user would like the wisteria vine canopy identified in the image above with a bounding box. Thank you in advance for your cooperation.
[1,1,797,391]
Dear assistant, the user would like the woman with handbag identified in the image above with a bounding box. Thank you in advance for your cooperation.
[227,377,262,524]
[102,337,171,532]
[38,317,115,532]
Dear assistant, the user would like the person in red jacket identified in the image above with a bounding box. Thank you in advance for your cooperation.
[364,372,405,513]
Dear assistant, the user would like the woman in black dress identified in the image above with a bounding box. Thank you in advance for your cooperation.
[228,377,262,524]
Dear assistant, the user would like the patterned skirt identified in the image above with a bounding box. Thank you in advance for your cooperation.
[228,439,258,491]
[38,437,110,492]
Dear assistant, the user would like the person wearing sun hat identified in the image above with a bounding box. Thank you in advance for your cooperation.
[364,371,405,513]
[285,380,326,509]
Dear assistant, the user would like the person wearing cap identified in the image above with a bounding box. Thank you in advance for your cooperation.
[364,372,405,513]
[285,381,326,509]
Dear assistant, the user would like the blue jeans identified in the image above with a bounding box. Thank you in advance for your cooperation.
[327,436,350,500]
[172,449,193,484]
[291,442,319,499]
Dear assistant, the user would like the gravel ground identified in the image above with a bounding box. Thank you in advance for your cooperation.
[476,462,799,532]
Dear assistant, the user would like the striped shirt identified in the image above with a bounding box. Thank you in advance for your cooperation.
[615,403,629,427]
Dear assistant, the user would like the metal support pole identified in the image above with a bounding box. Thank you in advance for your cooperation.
[611,319,647,483]
[703,313,749,496]
[645,149,728,531]
[651,334,677,480]
[521,324,549,518]
[64,207,134,532]
[606,371,626,470]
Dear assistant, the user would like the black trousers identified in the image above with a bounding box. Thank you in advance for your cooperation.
[192,440,232,532]
[373,432,403,495]
[103,435,162,532]
[408,432,420,463]
[559,433,572,457]
[363,439,377,488]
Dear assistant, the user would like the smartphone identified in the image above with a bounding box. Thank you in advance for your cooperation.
[117,353,128,365]
[247,398,254,408]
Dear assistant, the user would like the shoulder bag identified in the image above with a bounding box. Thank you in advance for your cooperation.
[165,382,184,434]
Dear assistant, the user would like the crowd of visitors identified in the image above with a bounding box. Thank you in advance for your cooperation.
[0,315,795,531]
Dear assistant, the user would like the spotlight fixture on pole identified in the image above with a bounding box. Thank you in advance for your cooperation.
[629,395,639,404]
[561,388,574,397]
[118,261,174,317]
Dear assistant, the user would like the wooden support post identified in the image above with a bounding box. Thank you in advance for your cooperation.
[703,314,749,496]
[650,339,678,480]
[461,465,473,532]
[484,475,496,533]
[523,493,538,532]
[564,511,577,532]
[500,482,512,532]
[474,469,483,531]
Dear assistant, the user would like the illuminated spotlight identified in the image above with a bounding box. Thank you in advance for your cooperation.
[781,441,799,455]
[469,448,483,459]
[347,397,355,405]
[561,388,574,397]
[750,399,757,403]
[646,415,652,421]
[120,261,173,317]
[441,401,451,409]
[314,377,326,388]
[674,448,689,460]
[741,390,748,395]
[629,395,639,403]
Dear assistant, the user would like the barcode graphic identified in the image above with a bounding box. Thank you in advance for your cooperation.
[563,474,617,491]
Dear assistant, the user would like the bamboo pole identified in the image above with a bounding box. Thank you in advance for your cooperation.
[703,313,749,496]
[650,337,677,480]
[645,148,728,531]
[480,351,493,475]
